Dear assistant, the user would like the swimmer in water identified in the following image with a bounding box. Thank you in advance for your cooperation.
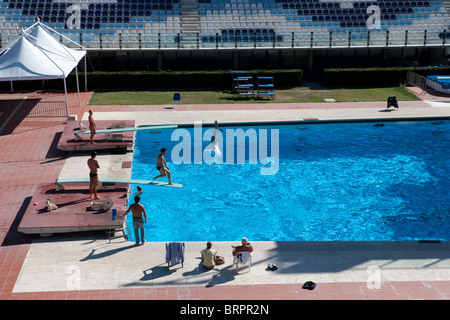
[127,185,143,195]
[210,121,221,157]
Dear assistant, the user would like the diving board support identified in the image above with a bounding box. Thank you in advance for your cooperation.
[91,197,114,210]
[109,121,127,129]
[104,132,123,141]
[56,180,115,191]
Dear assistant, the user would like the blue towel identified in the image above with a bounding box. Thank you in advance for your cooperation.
[166,242,184,265]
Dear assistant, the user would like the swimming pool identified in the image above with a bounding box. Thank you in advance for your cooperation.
[127,119,450,242]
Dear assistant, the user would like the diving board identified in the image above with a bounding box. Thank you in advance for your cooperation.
[55,177,182,191]
[74,125,178,141]
[58,120,136,152]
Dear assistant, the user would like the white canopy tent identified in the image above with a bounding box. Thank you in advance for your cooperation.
[0,21,86,118]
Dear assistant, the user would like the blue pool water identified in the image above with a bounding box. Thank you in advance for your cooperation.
[127,120,450,242]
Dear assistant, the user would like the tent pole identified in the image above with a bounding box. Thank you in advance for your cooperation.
[75,65,81,106]
[84,55,87,92]
[63,78,69,119]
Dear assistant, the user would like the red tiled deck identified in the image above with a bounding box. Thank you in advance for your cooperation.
[17,183,127,235]
[0,89,449,301]
[5,281,449,300]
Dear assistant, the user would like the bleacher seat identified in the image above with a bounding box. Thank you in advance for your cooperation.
[0,0,448,48]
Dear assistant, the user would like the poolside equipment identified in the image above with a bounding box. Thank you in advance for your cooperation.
[234,75,255,97]
[90,197,114,210]
[55,177,182,191]
[215,255,225,265]
[166,242,185,268]
[387,96,399,109]
[267,263,278,271]
[74,125,178,141]
[104,132,124,141]
[425,75,450,95]
[302,281,316,290]
[46,199,58,212]
[173,92,181,107]
[257,76,275,99]
[233,251,252,272]
[109,121,127,129]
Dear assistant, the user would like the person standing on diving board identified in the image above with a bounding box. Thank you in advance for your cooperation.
[153,148,172,185]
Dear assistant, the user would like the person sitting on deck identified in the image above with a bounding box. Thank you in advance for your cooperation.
[201,241,217,270]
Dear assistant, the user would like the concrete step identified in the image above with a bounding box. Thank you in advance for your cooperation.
[179,0,200,35]
[183,23,200,27]
[181,11,199,16]
[182,17,200,22]
[180,4,198,8]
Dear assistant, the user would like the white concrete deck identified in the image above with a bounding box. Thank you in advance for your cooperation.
[13,237,450,292]
[13,100,450,293]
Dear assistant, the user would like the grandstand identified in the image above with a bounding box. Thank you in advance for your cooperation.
[1,0,450,70]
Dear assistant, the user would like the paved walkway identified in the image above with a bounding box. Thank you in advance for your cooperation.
[0,88,449,301]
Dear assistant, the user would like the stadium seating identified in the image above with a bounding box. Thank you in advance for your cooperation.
[0,0,449,48]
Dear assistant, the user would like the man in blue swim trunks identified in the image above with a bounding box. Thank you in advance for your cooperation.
[153,147,172,185]
[123,195,147,245]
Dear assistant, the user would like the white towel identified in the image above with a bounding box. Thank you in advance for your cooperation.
[238,251,252,264]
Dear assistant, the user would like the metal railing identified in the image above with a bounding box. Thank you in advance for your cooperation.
[26,101,67,118]
[407,71,427,94]
[407,71,450,95]
[51,29,450,50]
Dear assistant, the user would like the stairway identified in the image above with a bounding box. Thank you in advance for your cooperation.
[443,1,450,16]
[179,0,200,47]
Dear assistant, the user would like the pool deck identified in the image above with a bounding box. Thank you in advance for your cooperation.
[0,87,449,301]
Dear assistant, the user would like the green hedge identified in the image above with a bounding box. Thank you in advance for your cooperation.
[0,69,303,91]
[323,66,450,86]
[72,69,303,89]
